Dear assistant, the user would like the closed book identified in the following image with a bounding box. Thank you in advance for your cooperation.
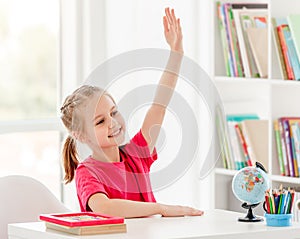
[282,25,300,81]
[241,120,269,170]
[274,120,285,175]
[232,9,268,78]
[288,14,300,67]
[246,27,268,78]
[217,2,231,77]
[46,222,127,235]
[272,18,288,80]
[227,121,246,169]
[291,122,300,178]
[280,118,298,177]
[39,212,126,235]
[277,23,295,80]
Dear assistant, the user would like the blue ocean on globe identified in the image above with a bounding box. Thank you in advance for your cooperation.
[232,167,269,205]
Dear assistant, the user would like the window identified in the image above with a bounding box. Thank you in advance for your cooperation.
[0,0,61,198]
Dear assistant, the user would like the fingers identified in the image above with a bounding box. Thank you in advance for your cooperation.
[163,16,169,32]
[165,7,173,26]
[164,7,179,29]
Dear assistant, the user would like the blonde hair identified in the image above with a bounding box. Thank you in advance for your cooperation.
[60,85,109,183]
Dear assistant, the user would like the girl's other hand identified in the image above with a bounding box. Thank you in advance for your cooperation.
[163,8,183,54]
[160,204,204,217]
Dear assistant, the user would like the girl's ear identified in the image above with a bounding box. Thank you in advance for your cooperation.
[71,131,87,143]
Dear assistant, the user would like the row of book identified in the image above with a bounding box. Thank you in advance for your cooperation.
[216,2,300,80]
[274,117,300,177]
[272,16,300,80]
[216,111,268,171]
[216,2,268,78]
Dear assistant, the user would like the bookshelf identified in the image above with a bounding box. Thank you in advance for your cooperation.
[211,0,300,214]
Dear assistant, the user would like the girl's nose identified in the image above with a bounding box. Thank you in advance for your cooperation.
[108,117,117,128]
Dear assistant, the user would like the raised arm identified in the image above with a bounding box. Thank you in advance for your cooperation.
[141,8,183,153]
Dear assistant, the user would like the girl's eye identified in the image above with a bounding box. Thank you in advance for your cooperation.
[96,119,104,125]
[112,110,118,116]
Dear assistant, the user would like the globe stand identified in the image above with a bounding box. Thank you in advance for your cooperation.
[238,202,263,222]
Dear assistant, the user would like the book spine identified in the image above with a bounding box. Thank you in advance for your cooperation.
[240,15,260,78]
[235,124,252,166]
[217,2,231,77]
[271,18,288,80]
[291,122,300,177]
[278,119,290,176]
[220,3,235,76]
[277,25,295,80]
[216,122,228,169]
[282,25,300,81]
[227,121,246,169]
[282,119,295,177]
[290,123,299,177]
[287,15,300,74]
[224,3,238,77]
[274,120,285,176]
[228,6,244,77]
[232,9,251,77]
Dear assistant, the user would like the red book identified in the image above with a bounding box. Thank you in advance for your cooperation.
[235,124,252,166]
[39,212,126,235]
[277,25,295,80]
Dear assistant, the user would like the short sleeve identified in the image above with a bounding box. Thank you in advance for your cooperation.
[124,130,157,167]
[75,165,108,212]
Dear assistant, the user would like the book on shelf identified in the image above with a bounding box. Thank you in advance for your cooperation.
[246,27,268,78]
[216,113,270,171]
[39,212,126,235]
[281,24,300,80]
[288,14,300,69]
[240,120,269,171]
[216,2,268,78]
[273,120,286,176]
[274,117,300,177]
[273,16,300,81]
[232,8,267,78]
[271,18,288,80]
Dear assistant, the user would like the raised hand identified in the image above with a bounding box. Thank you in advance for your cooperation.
[163,8,183,54]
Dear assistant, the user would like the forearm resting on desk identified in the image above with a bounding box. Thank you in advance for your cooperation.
[88,193,203,218]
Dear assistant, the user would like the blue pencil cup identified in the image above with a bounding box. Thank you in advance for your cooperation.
[265,213,292,227]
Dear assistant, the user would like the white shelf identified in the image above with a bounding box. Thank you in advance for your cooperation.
[214,76,300,86]
[270,175,300,184]
[212,0,300,212]
[214,168,237,176]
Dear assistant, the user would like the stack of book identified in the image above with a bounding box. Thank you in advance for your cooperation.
[274,117,300,177]
[39,212,127,235]
[272,15,300,80]
[216,110,269,171]
[216,2,268,78]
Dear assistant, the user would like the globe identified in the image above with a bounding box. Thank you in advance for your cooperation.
[232,164,270,222]
[232,166,269,205]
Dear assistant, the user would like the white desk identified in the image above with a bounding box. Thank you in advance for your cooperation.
[8,209,300,239]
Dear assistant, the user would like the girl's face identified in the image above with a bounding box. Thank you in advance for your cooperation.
[83,93,126,149]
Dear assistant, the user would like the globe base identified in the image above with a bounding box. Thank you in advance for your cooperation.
[238,216,263,222]
[238,202,263,222]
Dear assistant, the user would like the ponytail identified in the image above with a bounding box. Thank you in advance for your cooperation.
[62,136,79,184]
[60,85,106,183]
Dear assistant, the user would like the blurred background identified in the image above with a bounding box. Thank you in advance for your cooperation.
[0,0,213,211]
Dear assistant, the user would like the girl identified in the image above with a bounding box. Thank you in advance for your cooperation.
[60,8,204,218]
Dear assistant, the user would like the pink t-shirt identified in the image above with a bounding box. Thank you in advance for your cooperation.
[75,130,157,212]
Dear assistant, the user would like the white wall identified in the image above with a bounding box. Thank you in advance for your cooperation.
[61,0,214,211]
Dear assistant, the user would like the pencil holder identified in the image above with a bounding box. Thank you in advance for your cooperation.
[264,213,292,227]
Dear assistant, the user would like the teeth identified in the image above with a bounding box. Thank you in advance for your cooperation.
[109,128,121,137]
